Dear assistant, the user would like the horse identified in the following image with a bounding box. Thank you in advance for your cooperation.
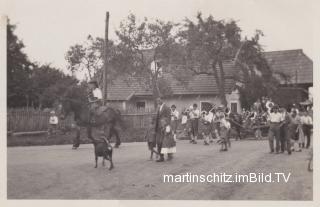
[57,86,124,149]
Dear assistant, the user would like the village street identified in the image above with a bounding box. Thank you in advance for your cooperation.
[7,139,312,200]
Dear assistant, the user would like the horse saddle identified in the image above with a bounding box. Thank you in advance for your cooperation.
[96,106,109,116]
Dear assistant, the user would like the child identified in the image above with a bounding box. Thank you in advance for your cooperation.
[171,105,179,141]
[48,111,58,137]
[145,117,158,160]
[217,116,231,151]
[202,111,213,145]
[160,118,176,161]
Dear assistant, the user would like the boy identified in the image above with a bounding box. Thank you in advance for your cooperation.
[217,115,231,151]
[48,111,58,137]
[189,104,200,144]
[202,111,213,145]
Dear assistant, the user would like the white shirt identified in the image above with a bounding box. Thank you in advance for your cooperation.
[92,88,103,100]
[190,109,200,119]
[171,110,179,121]
[204,112,214,123]
[300,116,313,125]
[181,115,188,124]
[49,116,58,125]
[268,112,282,123]
[159,103,165,112]
[221,119,231,129]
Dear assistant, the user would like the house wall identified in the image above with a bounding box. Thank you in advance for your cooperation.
[107,90,241,114]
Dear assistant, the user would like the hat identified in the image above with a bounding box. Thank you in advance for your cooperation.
[88,80,99,87]
[50,110,55,114]
[217,105,224,111]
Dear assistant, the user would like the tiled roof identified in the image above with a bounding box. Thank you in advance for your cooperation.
[106,61,237,101]
[263,49,313,84]
[106,49,313,101]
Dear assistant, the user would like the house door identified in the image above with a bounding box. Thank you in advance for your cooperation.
[231,102,238,113]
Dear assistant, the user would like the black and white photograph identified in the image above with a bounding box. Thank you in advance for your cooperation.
[1,0,319,206]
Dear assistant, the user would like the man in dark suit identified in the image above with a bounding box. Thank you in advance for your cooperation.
[155,97,171,162]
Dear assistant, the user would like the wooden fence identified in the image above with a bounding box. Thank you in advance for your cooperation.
[7,108,156,133]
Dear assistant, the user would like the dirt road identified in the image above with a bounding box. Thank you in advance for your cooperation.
[7,139,312,200]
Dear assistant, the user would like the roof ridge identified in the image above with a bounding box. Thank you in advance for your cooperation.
[263,49,303,54]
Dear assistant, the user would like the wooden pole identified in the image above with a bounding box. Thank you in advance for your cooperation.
[103,12,109,105]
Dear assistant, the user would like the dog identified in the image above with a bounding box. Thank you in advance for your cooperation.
[92,138,114,170]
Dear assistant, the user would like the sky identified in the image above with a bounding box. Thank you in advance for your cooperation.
[3,0,315,78]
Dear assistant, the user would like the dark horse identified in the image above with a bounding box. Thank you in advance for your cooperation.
[58,87,124,149]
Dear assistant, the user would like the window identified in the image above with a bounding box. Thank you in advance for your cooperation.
[136,101,146,109]
[231,102,238,113]
[200,101,214,112]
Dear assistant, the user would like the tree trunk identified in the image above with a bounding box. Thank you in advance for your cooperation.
[211,60,227,106]
[218,61,227,106]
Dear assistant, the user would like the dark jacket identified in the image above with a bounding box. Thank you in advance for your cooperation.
[155,104,171,133]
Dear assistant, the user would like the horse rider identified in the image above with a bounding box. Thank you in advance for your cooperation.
[87,80,103,124]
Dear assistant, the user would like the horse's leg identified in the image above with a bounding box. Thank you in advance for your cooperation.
[102,156,105,166]
[102,124,111,142]
[94,154,98,168]
[112,127,121,148]
[109,150,114,170]
[87,126,94,142]
[72,126,81,149]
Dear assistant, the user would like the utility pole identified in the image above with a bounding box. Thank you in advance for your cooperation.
[103,11,109,105]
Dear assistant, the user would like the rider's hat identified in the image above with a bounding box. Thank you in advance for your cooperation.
[88,80,99,88]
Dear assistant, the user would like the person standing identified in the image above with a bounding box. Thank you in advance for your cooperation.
[301,111,313,149]
[48,110,59,137]
[189,103,200,144]
[155,97,171,162]
[202,111,213,145]
[267,105,282,154]
[279,108,291,154]
[287,110,300,152]
[170,105,179,141]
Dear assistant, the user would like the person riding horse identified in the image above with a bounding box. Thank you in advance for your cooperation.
[87,80,103,124]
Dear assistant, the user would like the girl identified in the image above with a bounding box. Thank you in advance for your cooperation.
[160,118,176,161]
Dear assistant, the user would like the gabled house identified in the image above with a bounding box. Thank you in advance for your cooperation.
[106,60,241,113]
[263,49,313,105]
[105,49,313,113]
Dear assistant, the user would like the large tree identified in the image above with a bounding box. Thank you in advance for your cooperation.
[113,14,177,100]
[177,13,276,106]
[29,64,78,109]
[7,20,34,107]
[65,35,104,81]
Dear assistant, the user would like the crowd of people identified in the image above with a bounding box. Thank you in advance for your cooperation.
[146,96,313,162]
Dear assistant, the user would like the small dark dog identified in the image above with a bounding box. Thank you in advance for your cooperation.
[92,138,114,170]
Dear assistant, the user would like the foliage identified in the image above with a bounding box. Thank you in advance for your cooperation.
[65,35,104,81]
[7,20,34,107]
[113,14,177,99]
[7,20,79,109]
[177,13,278,106]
